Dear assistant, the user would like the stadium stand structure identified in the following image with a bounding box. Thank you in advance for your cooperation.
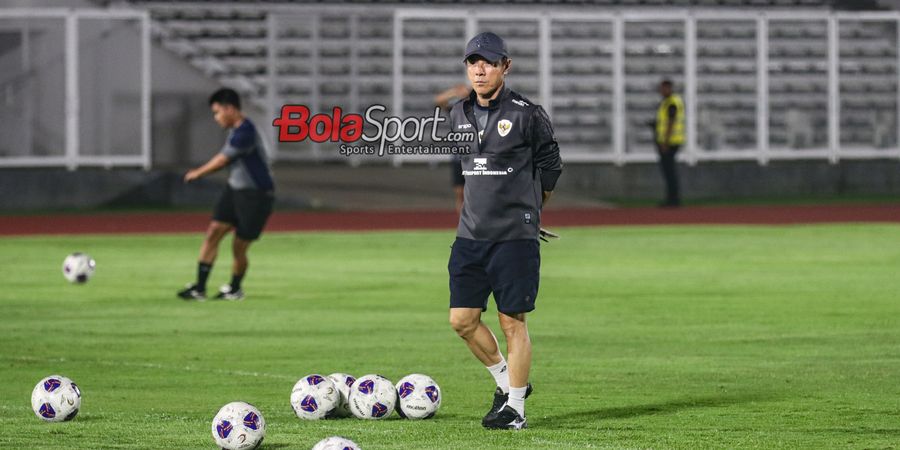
[1,0,898,210]
[121,0,897,161]
[123,0,831,6]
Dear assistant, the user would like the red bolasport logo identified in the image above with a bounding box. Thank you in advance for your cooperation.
[272,105,474,157]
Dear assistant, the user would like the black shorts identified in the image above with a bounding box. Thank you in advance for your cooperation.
[212,187,274,241]
[448,237,540,315]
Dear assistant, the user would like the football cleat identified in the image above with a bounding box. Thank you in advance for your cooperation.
[177,283,206,301]
[482,383,532,426]
[482,404,527,430]
[214,284,245,301]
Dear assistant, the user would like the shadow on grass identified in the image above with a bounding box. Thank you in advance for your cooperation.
[542,392,770,425]
[65,414,104,422]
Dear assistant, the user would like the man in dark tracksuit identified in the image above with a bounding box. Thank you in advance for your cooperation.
[177,88,275,301]
[447,32,562,430]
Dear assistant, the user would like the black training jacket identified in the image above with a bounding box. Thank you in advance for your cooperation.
[449,87,563,242]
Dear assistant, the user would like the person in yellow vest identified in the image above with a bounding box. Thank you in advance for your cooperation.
[655,79,684,207]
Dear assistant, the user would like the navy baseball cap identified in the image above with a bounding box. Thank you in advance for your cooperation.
[464,32,508,63]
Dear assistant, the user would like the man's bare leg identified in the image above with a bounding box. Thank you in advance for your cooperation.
[199,221,233,264]
[449,307,503,367]
[499,312,530,417]
[179,221,232,298]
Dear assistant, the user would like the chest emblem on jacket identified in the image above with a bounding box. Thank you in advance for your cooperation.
[497,119,512,137]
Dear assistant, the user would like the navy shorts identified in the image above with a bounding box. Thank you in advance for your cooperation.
[448,237,540,315]
[212,187,274,241]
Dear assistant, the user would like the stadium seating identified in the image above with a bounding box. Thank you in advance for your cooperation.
[128,0,896,156]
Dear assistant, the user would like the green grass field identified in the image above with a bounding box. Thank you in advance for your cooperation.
[2,225,900,449]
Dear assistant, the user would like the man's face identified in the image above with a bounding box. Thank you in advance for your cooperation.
[466,55,508,99]
[211,103,238,128]
[659,83,672,98]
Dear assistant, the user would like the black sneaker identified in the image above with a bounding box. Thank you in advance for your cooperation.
[177,284,206,301]
[482,404,527,430]
[481,383,532,426]
[214,284,244,301]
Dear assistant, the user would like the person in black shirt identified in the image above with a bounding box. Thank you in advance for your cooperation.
[177,88,275,301]
[446,32,562,430]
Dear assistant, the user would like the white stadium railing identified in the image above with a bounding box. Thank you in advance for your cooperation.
[2,6,898,168]
[0,8,151,170]
[389,8,900,165]
[252,6,900,164]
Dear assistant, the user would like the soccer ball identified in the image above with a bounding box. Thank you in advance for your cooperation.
[348,374,396,420]
[62,253,95,283]
[312,436,361,450]
[211,401,266,450]
[395,374,442,420]
[326,373,356,418]
[31,375,81,422]
[290,374,339,420]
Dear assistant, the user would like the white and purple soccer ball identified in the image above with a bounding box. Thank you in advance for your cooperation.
[211,401,266,450]
[395,374,442,420]
[62,253,95,284]
[348,374,396,420]
[312,436,362,450]
[326,373,356,418]
[31,375,82,422]
[290,374,339,420]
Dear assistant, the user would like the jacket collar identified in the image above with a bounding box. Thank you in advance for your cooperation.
[466,85,510,111]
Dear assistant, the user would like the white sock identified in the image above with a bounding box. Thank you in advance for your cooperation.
[486,358,509,394]
[507,386,527,416]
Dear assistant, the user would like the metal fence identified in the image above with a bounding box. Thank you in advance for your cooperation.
[0,8,150,170]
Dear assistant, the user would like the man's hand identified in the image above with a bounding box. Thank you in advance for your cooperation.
[184,154,230,183]
[184,169,202,183]
[539,227,559,243]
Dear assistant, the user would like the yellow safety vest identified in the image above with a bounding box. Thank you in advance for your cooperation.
[656,94,685,145]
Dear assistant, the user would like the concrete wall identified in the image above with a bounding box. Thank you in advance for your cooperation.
[1,159,897,211]
[559,159,900,202]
